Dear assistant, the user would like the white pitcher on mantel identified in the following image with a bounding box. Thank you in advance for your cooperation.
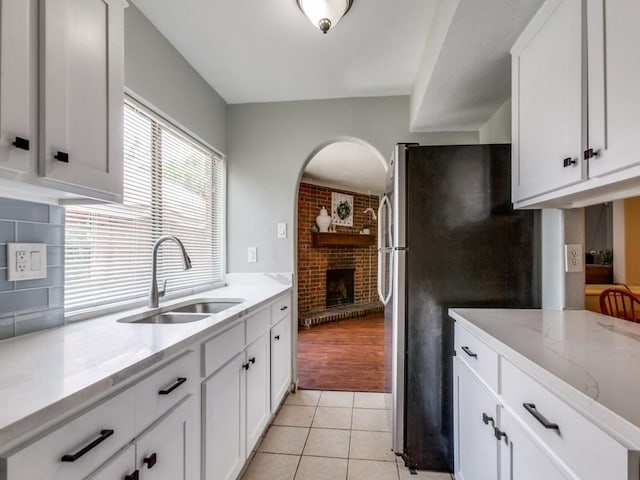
[316,206,332,232]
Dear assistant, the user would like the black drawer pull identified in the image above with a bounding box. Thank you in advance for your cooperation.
[12,137,30,151]
[280,305,288,311]
[461,346,477,358]
[158,377,187,395]
[143,452,157,469]
[125,471,139,480]
[562,157,576,168]
[242,362,250,370]
[249,356,256,364]
[482,413,495,427]
[60,429,114,462]
[274,335,280,341]
[54,151,69,163]
[494,427,507,441]
[523,403,559,430]
[584,148,600,160]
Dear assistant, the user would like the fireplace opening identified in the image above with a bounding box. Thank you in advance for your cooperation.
[326,268,355,308]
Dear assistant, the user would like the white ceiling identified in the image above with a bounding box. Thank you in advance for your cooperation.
[301,142,387,194]
[132,0,436,105]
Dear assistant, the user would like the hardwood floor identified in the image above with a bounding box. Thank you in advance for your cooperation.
[296,313,389,392]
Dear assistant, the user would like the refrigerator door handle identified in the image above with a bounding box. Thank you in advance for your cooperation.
[377,195,393,305]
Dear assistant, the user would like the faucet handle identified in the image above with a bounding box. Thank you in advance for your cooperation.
[159,279,167,298]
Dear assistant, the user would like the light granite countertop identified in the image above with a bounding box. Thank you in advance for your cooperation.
[0,274,291,448]
[449,308,640,449]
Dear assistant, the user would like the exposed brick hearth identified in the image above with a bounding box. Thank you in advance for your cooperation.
[298,183,382,325]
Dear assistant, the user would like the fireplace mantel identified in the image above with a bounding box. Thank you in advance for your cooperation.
[312,232,376,247]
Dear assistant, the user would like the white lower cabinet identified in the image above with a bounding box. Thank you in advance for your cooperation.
[134,396,198,480]
[86,445,137,480]
[271,313,292,412]
[203,353,246,480]
[499,407,572,480]
[454,358,499,480]
[246,332,271,453]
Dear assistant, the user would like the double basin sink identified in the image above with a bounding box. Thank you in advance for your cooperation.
[118,299,244,324]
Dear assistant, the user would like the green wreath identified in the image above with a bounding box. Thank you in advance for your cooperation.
[336,201,351,220]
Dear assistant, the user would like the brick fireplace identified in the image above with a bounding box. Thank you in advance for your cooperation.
[297,183,380,323]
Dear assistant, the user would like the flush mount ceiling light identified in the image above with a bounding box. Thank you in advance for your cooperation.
[296,0,353,34]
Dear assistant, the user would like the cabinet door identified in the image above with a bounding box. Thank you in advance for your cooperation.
[40,0,124,201]
[85,445,136,480]
[246,331,271,454]
[454,359,499,480]
[512,0,585,201]
[271,314,292,412]
[587,0,640,178]
[135,396,198,480]
[203,353,246,480]
[500,408,573,480]
[0,0,36,175]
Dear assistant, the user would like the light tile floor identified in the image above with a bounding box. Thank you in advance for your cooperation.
[241,390,454,480]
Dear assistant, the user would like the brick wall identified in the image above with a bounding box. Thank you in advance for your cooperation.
[297,183,379,316]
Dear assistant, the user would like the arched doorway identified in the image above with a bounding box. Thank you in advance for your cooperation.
[294,138,388,392]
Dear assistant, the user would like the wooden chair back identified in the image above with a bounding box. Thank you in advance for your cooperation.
[599,288,640,322]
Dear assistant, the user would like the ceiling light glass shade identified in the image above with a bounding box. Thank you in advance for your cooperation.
[297,0,353,34]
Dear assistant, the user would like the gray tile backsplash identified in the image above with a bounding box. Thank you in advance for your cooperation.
[0,198,65,340]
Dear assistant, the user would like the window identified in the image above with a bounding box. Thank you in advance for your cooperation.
[64,100,224,316]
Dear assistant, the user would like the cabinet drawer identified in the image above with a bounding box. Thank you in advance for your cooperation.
[502,359,629,480]
[135,350,198,434]
[246,307,270,345]
[2,388,135,479]
[454,323,499,392]
[270,295,291,324]
[203,322,245,377]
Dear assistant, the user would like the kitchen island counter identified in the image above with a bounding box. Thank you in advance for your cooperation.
[450,308,640,449]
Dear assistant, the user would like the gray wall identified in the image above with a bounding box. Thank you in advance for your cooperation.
[125,3,227,154]
[0,199,65,339]
[478,99,511,144]
[226,95,479,273]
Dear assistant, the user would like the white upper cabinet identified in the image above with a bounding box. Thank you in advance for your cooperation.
[0,0,37,176]
[0,0,126,203]
[512,0,586,203]
[512,0,640,208]
[586,0,640,178]
[40,0,125,202]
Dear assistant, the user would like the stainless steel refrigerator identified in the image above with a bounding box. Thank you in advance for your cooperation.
[378,143,540,471]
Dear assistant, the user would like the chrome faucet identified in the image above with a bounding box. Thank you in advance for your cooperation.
[148,235,192,308]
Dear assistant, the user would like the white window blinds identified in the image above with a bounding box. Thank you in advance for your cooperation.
[65,100,224,315]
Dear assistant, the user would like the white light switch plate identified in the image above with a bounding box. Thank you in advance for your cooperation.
[564,244,584,273]
[277,222,287,239]
[7,243,47,281]
[247,247,257,263]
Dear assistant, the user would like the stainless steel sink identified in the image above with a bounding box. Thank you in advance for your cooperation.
[171,300,243,314]
[124,313,210,324]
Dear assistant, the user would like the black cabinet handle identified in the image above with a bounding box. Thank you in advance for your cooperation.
[242,362,250,370]
[563,157,576,168]
[584,148,600,160]
[54,151,69,163]
[523,403,559,430]
[158,377,187,395]
[249,356,256,364]
[461,346,477,358]
[12,137,30,151]
[60,429,114,462]
[274,335,280,341]
[125,471,139,480]
[482,413,495,427]
[143,452,157,469]
[494,427,507,441]
[280,305,288,311]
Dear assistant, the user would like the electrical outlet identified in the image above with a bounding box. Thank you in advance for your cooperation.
[564,244,584,273]
[7,243,47,281]
[247,247,257,263]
